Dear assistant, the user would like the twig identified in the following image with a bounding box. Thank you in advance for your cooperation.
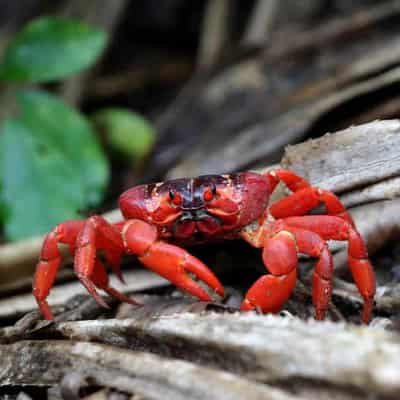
[341,176,400,207]
[20,313,400,396]
[170,66,400,176]
[59,0,128,106]
[0,339,298,400]
[264,0,400,62]
[282,119,400,193]
[332,277,400,317]
[197,0,231,70]
[88,59,193,98]
[165,3,400,178]
[0,270,168,320]
[241,0,278,47]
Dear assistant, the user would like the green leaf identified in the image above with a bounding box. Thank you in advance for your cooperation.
[0,90,109,240]
[93,108,156,162]
[0,120,80,240]
[0,17,106,82]
[18,90,109,205]
[0,175,10,225]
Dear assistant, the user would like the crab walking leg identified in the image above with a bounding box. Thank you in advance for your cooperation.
[73,216,133,308]
[90,259,141,306]
[285,216,376,323]
[92,218,127,283]
[241,231,298,313]
[96,234,125,283]
[284,226,334,320]
[265,170,354,225]
[33,221,85,320]
[122,219,224,300]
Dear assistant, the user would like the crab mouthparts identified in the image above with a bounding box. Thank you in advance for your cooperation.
[174,211,220,238]
[179,210,210,221]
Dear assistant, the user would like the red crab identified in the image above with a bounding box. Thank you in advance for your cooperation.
[33,170,376,322]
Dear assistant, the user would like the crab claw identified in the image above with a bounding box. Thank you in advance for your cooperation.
[139,241,224,301]
[123,219,224,301]
[240,269,297,313]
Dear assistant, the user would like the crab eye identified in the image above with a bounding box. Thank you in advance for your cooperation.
[169,190,182,206]
[203,184,216,201]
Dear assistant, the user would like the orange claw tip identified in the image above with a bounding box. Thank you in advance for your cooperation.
[240,298,255,311]
[79,277,111,309]
[113,268,126,284]
[214,285,225,298]
[104,286,143,306]
[182,255,225,298]
[362,297,374,324]
[314,310,326,321]
[37,300,54,320]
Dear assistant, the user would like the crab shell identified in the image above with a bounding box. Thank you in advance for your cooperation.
[119,172,271,240]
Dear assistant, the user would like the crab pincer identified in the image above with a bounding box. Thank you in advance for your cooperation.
[122,219,224,300]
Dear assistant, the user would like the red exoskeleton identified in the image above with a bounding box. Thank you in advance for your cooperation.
[33,170,376,322]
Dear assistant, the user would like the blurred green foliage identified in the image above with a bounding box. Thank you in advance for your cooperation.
[0,91,109,240]
[0,17,106,82]
[0,16,110,241]
[0,16,156,241]
[17,91,109,206]
[93,108,155,164]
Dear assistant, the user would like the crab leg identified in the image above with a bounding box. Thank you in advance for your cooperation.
[266,170,354,225]
[284,226,334,320]
[33,220,85,320]
[94,227,125,283]
[73,216,136,309]
[90,259,140,306]
[122,219,224,300]
[285,216,376,323]
[241,231,298,313]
